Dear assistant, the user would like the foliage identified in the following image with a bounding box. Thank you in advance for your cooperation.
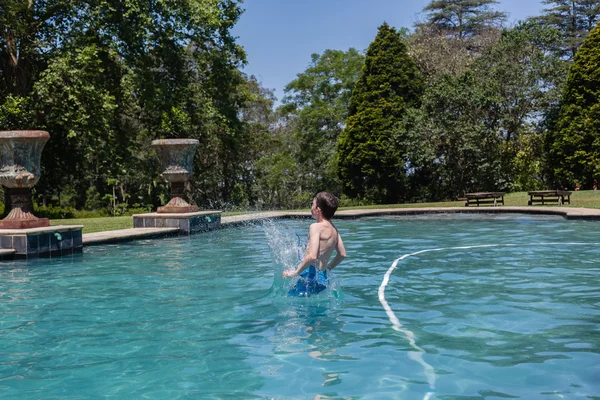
[338,23,424,203]
[398,73,502,198]
[546,22,600,189]
[85,186,103,211]
[408,26,501,79]
[229,74,278,209]
[396,23,567,199]
[0,0,248,211]
[279,48,365,197]
[0,1,591,212]
[419,0,506,39]
[35,206,76,219]
[532,0,600,59]
[510,130,547,191]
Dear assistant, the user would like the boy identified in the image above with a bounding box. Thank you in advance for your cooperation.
[283,192,346,296]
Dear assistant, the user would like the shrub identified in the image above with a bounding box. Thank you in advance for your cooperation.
[35,205,76,219]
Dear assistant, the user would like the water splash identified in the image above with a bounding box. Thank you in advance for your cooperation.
[262,220,343,300]
[262,220,302,296]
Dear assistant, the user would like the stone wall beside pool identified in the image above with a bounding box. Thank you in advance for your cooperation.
[133,211,221,234]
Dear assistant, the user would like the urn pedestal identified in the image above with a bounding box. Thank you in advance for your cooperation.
[133,138,222,234]
[0,131,50,229]
[0,131,83,259]
[152,139,199,214]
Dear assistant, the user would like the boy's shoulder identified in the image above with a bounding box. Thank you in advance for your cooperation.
[309,221,323,229]
[309,221,328,231]
[310,220,336,233]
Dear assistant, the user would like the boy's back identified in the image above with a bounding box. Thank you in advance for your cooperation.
[282,192,346,282]
[309,220,343,271]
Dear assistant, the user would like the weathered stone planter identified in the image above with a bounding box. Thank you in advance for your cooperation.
[0,130,50,229]
[0,130,83,259]
[152,139,199,213]
[133,138,222,234]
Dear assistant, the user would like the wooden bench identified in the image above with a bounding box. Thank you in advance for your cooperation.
[465,192,505,207]
[528,190,571,206]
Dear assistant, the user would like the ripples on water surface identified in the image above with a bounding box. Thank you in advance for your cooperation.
[0,214,599,399]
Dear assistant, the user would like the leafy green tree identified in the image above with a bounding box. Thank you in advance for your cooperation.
[231,74,278,208]
[338,23,424,203]
[475,23,567,143]
[546,22,600,189]
[397,23,566,199]
[0,0,247,210]
[280,48,364,196]
[420,0,506,39]
[399,73,501,199]
[532,0,600,59]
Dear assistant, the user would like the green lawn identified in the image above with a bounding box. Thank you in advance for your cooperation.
[339,190,600,209]
[50,190,600,234]
[50,216,134,234]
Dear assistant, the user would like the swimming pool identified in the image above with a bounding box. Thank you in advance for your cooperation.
[0,214,598,399]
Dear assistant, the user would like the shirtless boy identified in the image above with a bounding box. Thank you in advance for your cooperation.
[282,192,346,296]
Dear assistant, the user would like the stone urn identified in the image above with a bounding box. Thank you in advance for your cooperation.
[0,130,50,229]
[152,139,199,213]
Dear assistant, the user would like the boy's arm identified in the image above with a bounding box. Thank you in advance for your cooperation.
[327,233,346,270]
[283,224,320,277]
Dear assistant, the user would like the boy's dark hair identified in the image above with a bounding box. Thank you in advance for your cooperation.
[315,192,339,220]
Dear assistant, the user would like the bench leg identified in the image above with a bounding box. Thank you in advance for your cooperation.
[559,196,563,206]
[493,198,497,207]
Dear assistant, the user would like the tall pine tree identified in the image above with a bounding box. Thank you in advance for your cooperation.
[546,22,600,188]
[420,0,506,39]
[533,0,600,58]
[337,23,424,203]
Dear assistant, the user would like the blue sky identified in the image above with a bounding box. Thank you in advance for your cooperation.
[232,0,546,102]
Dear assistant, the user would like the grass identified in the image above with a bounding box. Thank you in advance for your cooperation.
[49,190,600,234]
[50,216,134,234]
[336,190,600,210]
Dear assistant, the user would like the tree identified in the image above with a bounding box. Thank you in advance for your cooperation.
[232,74,278,208]
[280,48,364,196]
[0,0,248,210]
[546,22,600,189]
[398,73,501,199]
[532,0,600,59]
[419,0,506,40]
[475,23,568,144]
[338,23,424,203]
[397,23,566,200]
[408,26,500,79]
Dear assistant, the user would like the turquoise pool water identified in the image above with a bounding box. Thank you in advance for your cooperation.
[0,214,599,399]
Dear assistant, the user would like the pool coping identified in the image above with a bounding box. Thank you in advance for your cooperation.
[79,206,600,247]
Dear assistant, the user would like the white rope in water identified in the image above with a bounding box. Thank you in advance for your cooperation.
[378,242,595,399]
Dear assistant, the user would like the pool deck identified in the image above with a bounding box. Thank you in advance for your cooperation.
[79,206,600,247]
[83,227,180,245]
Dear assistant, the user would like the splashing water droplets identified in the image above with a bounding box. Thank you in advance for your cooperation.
[262,219,343,300]
[262,220,303,271]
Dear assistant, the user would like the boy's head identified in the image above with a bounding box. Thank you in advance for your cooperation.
[314,192,339,220]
